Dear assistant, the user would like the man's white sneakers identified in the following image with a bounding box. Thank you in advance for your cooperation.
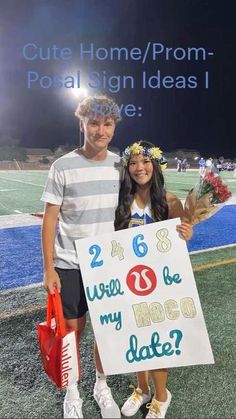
[93,383,121,418]
[63,394,83,418]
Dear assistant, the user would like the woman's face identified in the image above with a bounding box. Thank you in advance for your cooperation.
[128,154,153,186]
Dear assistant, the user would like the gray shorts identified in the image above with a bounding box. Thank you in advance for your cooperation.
[55,268,88,319]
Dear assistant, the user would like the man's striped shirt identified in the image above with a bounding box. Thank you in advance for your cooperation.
[41,149,120,269]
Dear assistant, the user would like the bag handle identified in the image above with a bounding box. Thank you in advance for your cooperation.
[46,289,67,337]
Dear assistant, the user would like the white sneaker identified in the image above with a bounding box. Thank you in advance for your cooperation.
[121,386,151,417]
[146,389,172,418]
[93,383,121,418]
[63,395,83,418]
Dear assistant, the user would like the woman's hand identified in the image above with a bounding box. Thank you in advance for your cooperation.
[176,222,193,241]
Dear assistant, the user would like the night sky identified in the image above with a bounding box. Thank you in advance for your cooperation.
[0,0,235,157]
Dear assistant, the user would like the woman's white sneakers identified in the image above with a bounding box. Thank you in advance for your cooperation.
[121,386,152,417]
[121,387,172,419]
[146,389,172,418]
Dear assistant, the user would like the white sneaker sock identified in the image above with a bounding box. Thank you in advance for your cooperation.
[95,370,108,389]
[66,383,80,400]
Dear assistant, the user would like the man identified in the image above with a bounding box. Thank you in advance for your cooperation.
[177,158,182,173]
[198,157,205,176]
[41,95,121,419]
[205,157,213,173]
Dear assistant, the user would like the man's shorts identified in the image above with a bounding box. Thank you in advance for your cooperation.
[55,268,88,319]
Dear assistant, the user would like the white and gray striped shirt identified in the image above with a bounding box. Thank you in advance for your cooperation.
[41,149,120,269]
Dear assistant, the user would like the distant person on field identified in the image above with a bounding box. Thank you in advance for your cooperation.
[198,157,205,175]
[181,158,187,172]
[205,157,213,174]
[177,158,182,173]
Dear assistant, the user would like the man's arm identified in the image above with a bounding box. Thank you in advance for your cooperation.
[42,202,61,294]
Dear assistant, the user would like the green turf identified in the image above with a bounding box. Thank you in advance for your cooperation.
[0,255,236,418]
[164,170,236,199]
[0,169,235,215]
[0,171,47,215]
[190,245,236,266]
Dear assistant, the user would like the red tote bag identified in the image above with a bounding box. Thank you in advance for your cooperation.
[37,289,80,388]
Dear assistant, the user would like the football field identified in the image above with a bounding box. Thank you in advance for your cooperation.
[0,169,235,215]
[0,169,236,418]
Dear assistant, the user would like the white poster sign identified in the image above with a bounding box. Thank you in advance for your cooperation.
[75,218,214,375]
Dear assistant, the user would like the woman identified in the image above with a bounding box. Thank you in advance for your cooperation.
[115,140,193,418]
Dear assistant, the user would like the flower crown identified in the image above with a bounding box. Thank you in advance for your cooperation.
[121,142,163,166]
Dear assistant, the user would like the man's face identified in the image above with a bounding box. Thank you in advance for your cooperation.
[80,116,116,152]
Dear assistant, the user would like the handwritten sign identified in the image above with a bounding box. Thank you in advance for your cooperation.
[75,218,214,375]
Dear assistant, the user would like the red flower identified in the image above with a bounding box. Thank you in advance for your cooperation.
[183,171,232,225]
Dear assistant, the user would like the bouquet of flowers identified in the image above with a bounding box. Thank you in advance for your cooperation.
[183,171,232,225]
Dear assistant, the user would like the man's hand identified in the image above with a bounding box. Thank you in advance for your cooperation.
[43,268,61,294]
[176,222,193,241]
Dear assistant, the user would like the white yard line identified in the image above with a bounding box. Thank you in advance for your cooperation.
[0,213,42,228]
[0,189,18,192]
[0,303,45,320]
[0,175,45,187]
[189,243,236,255]
[0,282,42,295]
[166,180,198,184]
[0,201,9,210]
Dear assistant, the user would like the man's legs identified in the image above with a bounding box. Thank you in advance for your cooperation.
[63,315,86,419]
[94,341,103,373]
[57,268,88,419]
[64,315,86,403]
[65,316,86,338]
[58,268,120,418]
[93,342,121,418]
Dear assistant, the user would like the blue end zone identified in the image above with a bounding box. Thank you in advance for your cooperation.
[0,205,235,290]
[188,205,236,252]
[0,225,43,290]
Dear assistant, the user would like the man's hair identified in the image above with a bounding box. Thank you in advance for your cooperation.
[75,94,121,123]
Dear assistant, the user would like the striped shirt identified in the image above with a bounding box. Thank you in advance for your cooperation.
[41,149,120,269]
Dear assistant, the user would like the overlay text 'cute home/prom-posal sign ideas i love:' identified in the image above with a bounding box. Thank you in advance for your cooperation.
[75,218,214,375]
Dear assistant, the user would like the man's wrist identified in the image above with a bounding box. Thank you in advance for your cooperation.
[44,266,55,273]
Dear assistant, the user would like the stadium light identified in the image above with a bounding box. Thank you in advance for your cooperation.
[70,86,89,148]
[71,86,88,99]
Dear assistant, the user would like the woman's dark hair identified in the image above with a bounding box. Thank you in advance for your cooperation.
[114,141,169,230]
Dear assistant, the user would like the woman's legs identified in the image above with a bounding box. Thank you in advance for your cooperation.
[136,369,168,400]
[149,368,168,401]
[136,370,150,393]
